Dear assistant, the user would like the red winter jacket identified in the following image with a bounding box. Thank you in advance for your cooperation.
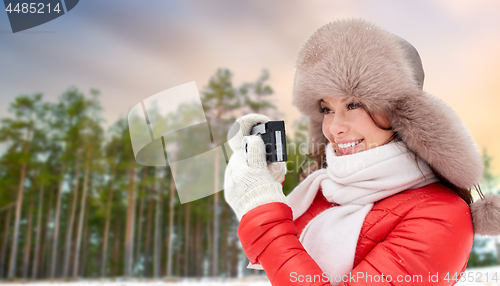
[238,183,474,285]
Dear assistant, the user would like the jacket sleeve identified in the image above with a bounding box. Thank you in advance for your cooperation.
[239,202,330,286]
[238,195,473,286]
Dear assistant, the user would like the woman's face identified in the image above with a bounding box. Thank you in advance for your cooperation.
[321,97,394,156]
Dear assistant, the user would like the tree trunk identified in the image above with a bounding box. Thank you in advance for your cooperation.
[63,154,81,277]
[111,218,122,277]
[80,196,91,277]
[174,204,182,276]
[183,203,190,277]
[41,186,54,278]
[50,162,66,278]
[153,168,162,278]
[31,184,44,279]
[206,215,212,277]
[100,164,116,278]
[8,125,32,279]
[212,147,220,277]
[195,219,202,277]
[134,168,147,277]
[230,234,238,277]
[73,150,91,277]
[124,167,136,277]
[166,165,176,277]
[0,205,13,278]
[22,198,34,278]
[143,169,154,277]
[220,208,229,276]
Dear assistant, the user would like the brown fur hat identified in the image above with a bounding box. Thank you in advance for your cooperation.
[292,18,500,235]
[293,18,482,190]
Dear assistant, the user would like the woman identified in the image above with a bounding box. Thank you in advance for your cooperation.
[224,19,500,285]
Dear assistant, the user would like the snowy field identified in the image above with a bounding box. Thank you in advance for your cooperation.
[0,276,272,286]
[1,266,499,285]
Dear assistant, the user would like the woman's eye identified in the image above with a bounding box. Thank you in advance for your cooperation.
[319,107,334,114]
[347,102,361,110]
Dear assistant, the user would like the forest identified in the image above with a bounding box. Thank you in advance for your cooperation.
[0,68,311,279]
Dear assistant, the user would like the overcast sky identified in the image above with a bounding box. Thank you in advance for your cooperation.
[1,0,499,177]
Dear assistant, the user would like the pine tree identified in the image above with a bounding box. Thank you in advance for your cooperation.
[0,93,45,278]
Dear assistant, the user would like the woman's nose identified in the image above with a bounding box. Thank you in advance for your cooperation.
[329,114,349,136]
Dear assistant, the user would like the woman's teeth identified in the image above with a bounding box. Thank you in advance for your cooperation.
[338,139,363,149]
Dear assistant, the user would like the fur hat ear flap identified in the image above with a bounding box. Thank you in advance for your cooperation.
[470,192,500,236]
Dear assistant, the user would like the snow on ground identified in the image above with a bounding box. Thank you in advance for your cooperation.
[1,266,499,286]
[0,276,272,286]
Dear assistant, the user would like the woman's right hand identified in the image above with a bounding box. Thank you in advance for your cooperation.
[226,113,286,183]
[224,114,288,220]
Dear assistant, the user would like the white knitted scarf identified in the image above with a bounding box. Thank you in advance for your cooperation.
[287,141,438,285]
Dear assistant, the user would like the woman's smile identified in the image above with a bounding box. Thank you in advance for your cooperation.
[335,139,364,155]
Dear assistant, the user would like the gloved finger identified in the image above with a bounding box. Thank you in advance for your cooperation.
[268,162,286,183]
[227,114,270,151]
[245,136,267,169]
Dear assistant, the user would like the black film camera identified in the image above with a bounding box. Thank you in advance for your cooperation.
[243,121,287,163]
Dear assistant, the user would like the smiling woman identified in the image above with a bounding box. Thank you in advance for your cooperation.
[223,18,500,286]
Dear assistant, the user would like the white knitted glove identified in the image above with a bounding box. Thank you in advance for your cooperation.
[224,114,288,220]
[226,114,286,183]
